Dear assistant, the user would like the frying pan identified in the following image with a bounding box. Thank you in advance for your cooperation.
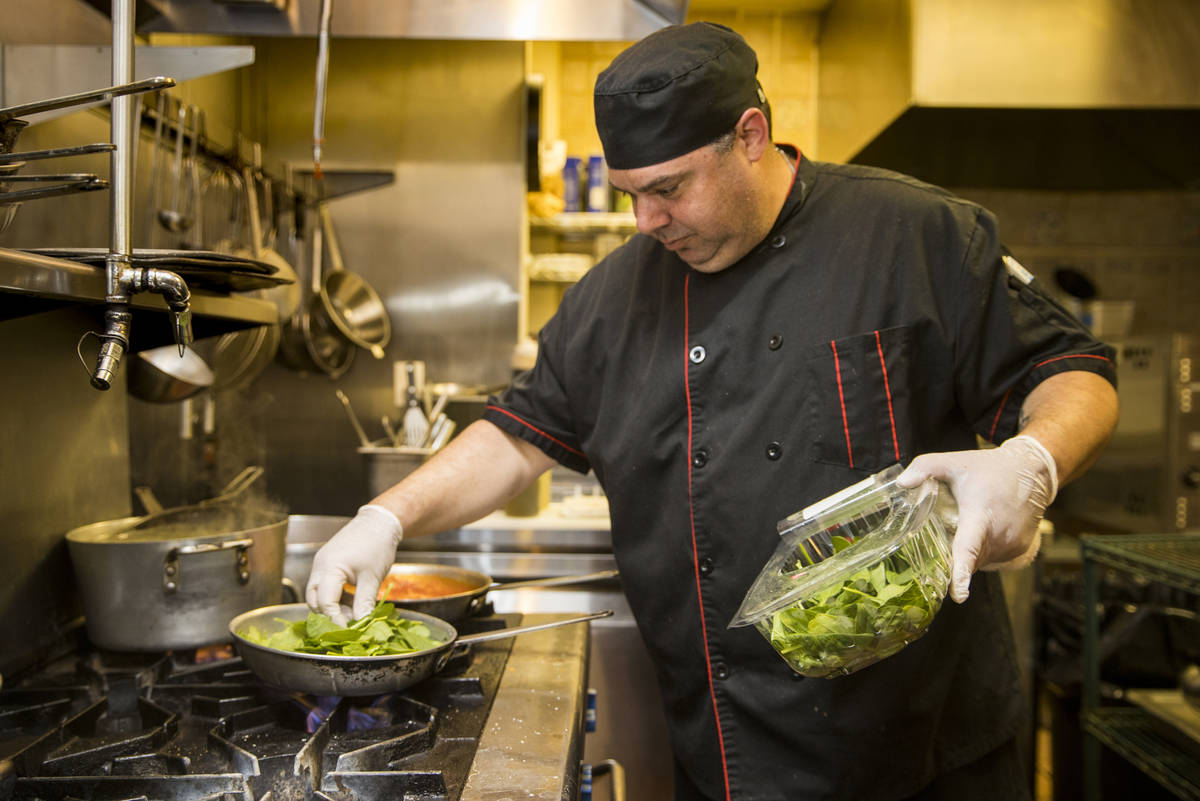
[229,603,611,696]
[367,563,620,623]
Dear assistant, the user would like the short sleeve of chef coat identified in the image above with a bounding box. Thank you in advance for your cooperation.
[951,207,1117,442]
[482,281,593,474]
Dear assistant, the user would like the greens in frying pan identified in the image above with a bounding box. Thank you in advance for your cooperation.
[239,602,445,656]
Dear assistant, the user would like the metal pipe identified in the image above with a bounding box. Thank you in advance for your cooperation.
[110,0,134,260]
[91,0,193,388]
[312,0,333,179]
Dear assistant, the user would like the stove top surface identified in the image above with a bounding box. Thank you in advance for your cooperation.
[0,613,521,801]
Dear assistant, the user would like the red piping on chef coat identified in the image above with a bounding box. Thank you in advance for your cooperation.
[1034,353,1112,370]
[987,353,1112,441]
[682,272,733,801]
[830,339,854,468]
[988,388,1013,442]
[485,405,586,457]
[874,330,901,463]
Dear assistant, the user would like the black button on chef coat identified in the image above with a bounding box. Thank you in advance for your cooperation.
[484,155,1116,801]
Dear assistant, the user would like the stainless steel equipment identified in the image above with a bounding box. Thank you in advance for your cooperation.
[317,204,391,360]
[140,0,687,40]
[127,344,214,402]
[818,0,1200,190]
[1056,334,1200,532]
[393,519,676,801]
[65,506,286,651]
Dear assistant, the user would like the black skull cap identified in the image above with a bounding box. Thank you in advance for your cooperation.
[594,22,766,170]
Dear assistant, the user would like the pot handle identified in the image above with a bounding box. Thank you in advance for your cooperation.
[454,610,613,647]
[487,568,619,593]
[434,642,471,673]
[163,537,254,593]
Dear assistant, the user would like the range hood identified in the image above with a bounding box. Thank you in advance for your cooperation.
[816,0,1200,189]
[137,0,688,41]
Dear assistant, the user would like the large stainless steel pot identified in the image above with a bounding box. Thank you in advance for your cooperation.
[283,514,349,589]
[66,508,286,652]
[230,603,610,696]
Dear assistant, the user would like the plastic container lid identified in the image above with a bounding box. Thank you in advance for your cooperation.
[730,464,950,628]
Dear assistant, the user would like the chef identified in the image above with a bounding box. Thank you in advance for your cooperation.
[307,22,1119,801]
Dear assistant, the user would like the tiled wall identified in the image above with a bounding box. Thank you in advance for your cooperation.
[957,189,1200,336]
[538,11,821,169]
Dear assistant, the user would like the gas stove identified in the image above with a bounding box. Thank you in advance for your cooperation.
[0,611,591,801]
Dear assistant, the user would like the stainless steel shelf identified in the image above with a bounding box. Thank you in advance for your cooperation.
[0,45,256,124]
[0,246,276,347]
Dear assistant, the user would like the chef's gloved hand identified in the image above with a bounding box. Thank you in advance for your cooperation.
[305,504,403,625]
[896,435,1058,604]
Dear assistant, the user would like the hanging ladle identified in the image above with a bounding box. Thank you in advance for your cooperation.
[157,102,195,233]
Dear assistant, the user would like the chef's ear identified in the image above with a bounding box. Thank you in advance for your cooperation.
[736,107,772,162]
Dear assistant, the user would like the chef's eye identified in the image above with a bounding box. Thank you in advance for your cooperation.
[658,184,679,198]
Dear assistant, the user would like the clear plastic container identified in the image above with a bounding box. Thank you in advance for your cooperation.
[730,464,955,678]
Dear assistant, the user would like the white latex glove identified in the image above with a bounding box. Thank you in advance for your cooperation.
[305,504,403,624]
[896,435,1058,604]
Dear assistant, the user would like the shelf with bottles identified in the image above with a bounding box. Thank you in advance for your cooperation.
[529,212,637,235]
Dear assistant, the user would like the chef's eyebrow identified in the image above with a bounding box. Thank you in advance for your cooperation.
[617,170,687,196]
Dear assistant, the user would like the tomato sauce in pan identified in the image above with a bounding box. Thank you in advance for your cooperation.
[378,573,479,600]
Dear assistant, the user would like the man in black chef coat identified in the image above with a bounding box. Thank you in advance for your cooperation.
[307,22,1119,801]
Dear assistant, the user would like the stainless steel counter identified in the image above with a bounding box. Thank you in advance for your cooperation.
[465,613,591,801]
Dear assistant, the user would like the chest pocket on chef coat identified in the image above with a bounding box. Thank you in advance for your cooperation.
[804,326,914,472]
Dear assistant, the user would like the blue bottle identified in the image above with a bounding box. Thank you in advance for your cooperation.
[563,157,582,212]
[586,155,609,212]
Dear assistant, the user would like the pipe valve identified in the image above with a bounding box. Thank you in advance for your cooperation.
[88,257,194,390]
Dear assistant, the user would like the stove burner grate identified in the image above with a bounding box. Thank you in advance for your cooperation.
[0,614,519,801]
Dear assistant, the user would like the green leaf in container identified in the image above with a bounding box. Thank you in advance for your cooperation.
[759,542,943,676]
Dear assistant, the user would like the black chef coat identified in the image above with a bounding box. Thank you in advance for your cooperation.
[483,156,1116,801]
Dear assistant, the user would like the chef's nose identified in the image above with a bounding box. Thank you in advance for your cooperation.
[633,196,669,235]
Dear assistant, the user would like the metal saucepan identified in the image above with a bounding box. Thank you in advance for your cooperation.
[229,603,611,696]
[359,563,620,623]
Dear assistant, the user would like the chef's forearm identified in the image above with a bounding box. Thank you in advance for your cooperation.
[369,420,557,539]
[1017,370,1119,486]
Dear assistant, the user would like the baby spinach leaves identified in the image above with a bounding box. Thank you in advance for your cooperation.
[761,533,942,678]
[240,602,445,656]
